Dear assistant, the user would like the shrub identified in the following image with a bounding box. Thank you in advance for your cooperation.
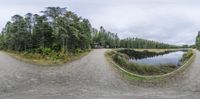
[180,49,193,64]
[75,48,83,54]
[41,48,52,55]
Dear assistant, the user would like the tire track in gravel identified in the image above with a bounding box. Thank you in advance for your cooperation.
[0,49,200,99]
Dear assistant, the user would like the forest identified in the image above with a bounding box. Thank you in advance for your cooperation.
[0,7,180,55]
[196,31,200,50]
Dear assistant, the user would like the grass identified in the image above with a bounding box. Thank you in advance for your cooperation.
[111,50,177,75]
[106,49,195,82]
[6,49,91,66]
[180,49,193,64]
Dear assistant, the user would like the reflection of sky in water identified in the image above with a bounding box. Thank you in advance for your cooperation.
[129,51,185,66]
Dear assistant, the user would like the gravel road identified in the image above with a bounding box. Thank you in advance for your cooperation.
[0,49,200,99]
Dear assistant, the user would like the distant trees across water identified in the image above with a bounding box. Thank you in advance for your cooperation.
[0,7,180,53]
[196,31,200,50]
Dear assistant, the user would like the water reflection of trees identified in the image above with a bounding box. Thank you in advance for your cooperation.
[118,49,182,60]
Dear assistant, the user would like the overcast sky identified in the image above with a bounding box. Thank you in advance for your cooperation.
[0,0,200,45]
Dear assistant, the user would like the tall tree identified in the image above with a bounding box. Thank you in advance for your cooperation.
[32,15,53,48]
[0,6,179,54]
[196,31,200,50]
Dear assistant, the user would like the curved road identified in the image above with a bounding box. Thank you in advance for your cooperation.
[0,49,200,99]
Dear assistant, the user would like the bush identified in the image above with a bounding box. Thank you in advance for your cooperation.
[18,48,66,61]
[180,49,193,64]
[112,53,128,67]
[21,47,90,61]
[75,48,83,54]
[42,48,52,55]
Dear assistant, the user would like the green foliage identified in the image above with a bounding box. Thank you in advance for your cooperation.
[75,48,84,54]
[0,35,4,50]
[196,31,200,50]
[0,7,92,54]
[92,26,120,48]
[120,38,179,49]
[32,15,53,48]
[23,48,83,60]
[0,6,180,57]
[91,26,178,49]
[180,49,193,64]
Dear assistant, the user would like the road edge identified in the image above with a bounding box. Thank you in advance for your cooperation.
[4,50,91,66]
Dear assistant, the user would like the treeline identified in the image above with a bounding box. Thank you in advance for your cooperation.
[91,27,179,49]
[196,31,200,50]
[92,26,120,48]
[0,7,179,53]
[0,7,92,53]
[120,38,179,49]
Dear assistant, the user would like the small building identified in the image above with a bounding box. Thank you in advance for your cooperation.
[92,43,103,49]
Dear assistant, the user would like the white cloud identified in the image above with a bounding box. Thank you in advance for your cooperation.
[0,0,200,45]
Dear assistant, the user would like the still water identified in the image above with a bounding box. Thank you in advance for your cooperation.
[129,51,186,66]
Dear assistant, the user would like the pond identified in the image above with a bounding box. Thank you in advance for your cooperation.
[118,49,186,66]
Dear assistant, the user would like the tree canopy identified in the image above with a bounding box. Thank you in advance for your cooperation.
[0,7,180,53]
[0,7,92,53]
[196,31,200,50]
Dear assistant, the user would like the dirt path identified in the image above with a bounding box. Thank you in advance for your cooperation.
[0,49,200,99]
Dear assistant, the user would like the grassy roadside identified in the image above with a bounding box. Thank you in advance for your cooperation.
[105,49,196,82]
[133,49,182,52]
[6,50,91,66]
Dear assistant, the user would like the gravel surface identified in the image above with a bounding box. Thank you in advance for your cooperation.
[0,49,200,99]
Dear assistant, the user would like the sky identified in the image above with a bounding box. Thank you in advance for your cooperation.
[0,0,200,45]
